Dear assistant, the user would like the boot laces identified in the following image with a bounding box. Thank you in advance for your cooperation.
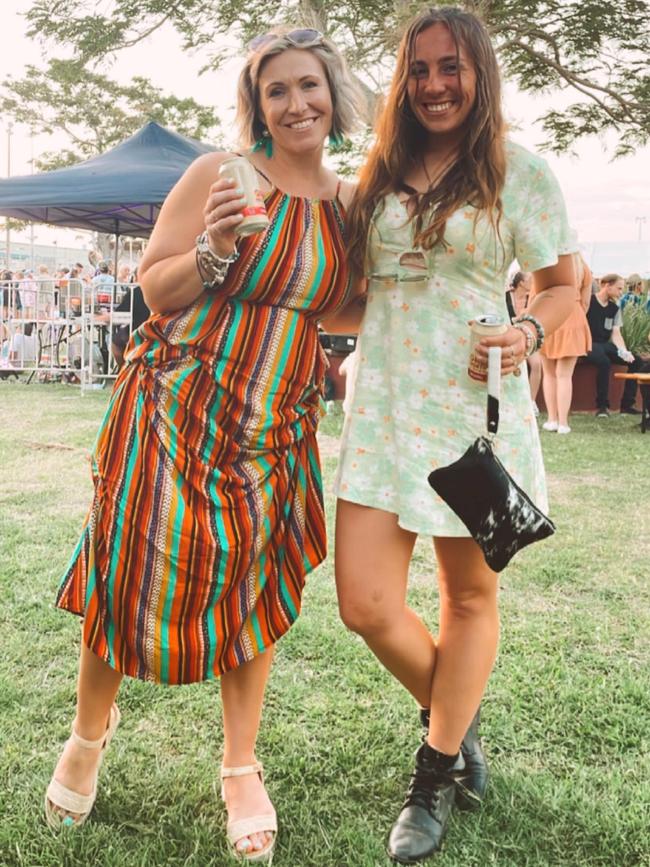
[403,765,450,815]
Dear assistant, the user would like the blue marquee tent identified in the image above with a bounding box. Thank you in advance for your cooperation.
[0,121,215,238]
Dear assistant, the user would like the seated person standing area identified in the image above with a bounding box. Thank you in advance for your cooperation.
[585,273,642,417]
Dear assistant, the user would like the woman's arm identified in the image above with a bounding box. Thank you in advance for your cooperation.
[580,262,593,312]
[138,152,247,314]
[320,177,367,334]
[320,284,367,334]
[526,254,577,335]
[478,254,576,375]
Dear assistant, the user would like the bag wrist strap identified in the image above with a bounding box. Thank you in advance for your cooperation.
[487,346,501,436]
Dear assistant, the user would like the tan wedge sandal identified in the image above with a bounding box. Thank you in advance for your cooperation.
[44,703,121,830]
[221,762,277,863]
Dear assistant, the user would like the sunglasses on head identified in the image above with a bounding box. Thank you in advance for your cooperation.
[248,28,324,53]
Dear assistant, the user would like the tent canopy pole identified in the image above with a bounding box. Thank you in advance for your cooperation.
[114,220,119,285]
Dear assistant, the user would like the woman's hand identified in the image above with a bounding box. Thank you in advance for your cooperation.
[475,323,530,377]
[203,178,247,258]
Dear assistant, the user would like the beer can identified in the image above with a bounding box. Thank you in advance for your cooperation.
[468,314,507,382]
[218,156,270,237]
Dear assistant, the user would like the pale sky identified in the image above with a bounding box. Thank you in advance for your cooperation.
[1,0,649,256]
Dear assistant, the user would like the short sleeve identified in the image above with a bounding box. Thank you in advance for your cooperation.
[513,157,577,273]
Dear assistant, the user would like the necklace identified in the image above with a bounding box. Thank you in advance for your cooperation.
[420,151,456,192]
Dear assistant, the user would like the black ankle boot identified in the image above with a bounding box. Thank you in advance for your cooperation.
[419,707,488,810]
[387,742,464,864]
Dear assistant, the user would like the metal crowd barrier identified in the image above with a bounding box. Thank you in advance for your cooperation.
[0,278,135,391]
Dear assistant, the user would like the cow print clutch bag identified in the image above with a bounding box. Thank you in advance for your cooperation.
[428,348,555,572]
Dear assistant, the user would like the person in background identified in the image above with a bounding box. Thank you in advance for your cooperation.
[14,271,28,318]
[585,272,642,417]
[620,273,643,311]
[54,267,71,314]
[37,264,56,318]
[116,263,132,286]
[337,345,360,415]
[108,269,150,370]
[333,7,576,862]
[91,262,115,289]
[91,261,116,310]
[506,271,542,414]
[9,321,37,365]
[1,269,21,320]
[20,270,38,319]
[536,252,592,433]
[74,262,92,285]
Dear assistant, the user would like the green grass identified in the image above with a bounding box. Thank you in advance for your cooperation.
[1,384,649,867]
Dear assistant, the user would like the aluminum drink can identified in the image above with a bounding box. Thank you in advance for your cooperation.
[218,157,270,236]
[468,314,507,382]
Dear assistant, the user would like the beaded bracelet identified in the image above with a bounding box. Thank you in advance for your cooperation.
[513,313,545,352]
[512,322,537,358]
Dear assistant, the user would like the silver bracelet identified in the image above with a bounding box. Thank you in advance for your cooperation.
[196,231,239,292]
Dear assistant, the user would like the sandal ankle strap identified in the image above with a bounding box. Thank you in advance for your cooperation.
[221,762,264,781]
[69,704,120,750]
[69,727,110,750]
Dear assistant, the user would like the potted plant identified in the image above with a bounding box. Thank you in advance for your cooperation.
[621,303,650,359]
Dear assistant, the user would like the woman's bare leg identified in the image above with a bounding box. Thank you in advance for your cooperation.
[49,641,123,820]
[427,538,499,755]
[335,499,435,708]
[221,647,275,855]
[527,352,543,405]
[555,356,578,427]
[541,356,558,422]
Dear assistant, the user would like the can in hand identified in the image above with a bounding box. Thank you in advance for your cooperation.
[218,157,270,237]
[468,314,507,382]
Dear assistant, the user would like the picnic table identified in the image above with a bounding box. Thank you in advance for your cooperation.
[615,372,650,433]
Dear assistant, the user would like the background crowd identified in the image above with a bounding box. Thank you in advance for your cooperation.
[506,266,649,430]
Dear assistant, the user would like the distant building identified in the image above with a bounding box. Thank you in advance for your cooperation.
[0,240,90,272]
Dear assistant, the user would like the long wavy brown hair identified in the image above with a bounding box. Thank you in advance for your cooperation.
[347,7,507,282]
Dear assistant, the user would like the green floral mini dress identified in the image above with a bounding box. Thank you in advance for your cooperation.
[334,142,576,536]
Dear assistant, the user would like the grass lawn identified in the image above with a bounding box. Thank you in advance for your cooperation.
[1,383,649,867]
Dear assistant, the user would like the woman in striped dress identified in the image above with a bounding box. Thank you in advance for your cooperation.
[45,28,361,862]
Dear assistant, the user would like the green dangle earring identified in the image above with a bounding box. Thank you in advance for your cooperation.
[328,130,345,153]
[252,128,273,158]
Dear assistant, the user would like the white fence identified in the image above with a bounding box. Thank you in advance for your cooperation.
[1,278,136,392]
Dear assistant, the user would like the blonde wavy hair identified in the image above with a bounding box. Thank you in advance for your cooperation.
[236,27,363,147]
[346,7,507,283]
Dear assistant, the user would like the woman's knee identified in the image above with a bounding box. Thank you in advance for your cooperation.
[338,587,399,638]
[438,564,499,620]
[438,573,498,622]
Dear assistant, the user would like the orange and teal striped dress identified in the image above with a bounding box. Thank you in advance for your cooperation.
[56,185,349,684]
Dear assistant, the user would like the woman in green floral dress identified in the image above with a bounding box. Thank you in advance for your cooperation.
[332,8,577,863]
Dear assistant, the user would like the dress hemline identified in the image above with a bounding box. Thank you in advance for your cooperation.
[334,491,472,539]
[54,552,324,685]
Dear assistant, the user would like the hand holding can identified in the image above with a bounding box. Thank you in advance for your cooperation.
[468,315,508,381]
[203,177,247,259]
[218,157,270,237]
[470,316,528,379]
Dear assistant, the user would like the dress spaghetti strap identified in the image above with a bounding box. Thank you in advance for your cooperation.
[235,151,342,203]
[233,151,273,188]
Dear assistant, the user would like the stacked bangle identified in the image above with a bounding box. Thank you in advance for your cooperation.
[195,231,239,293]
[512,322,537,357]
[513,314,545,353]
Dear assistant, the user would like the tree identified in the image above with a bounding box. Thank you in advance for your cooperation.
[0,59,222,170]
[23,0,650,158]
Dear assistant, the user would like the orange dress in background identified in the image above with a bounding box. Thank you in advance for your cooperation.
[532,263,592,359]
